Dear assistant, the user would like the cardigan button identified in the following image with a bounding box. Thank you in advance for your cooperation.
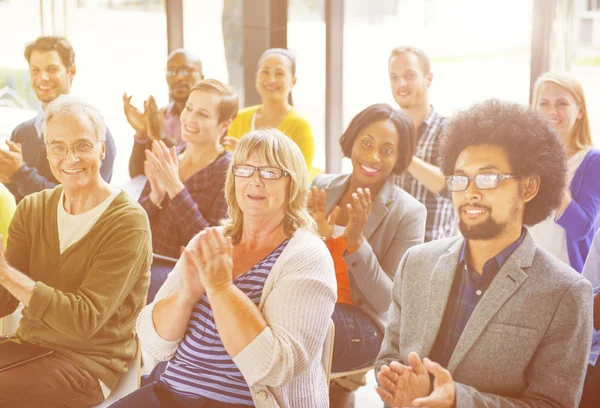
[351,262,357,267]
[55,260,60,267]
[256,390,268,401]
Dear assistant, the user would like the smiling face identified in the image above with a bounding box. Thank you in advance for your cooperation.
[535,81,583,146]
[388,51,431,110]
[180,89,229,146]
[452,144,525,240]
[255,53,296,102]
[44,114,105,192]
[28,50,75,105]
[234,150,289,222]
[166,52,203,104]
[350,119,400,187]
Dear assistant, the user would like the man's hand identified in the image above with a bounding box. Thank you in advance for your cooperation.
[0,141,24,183]
[123,93,146,133]
[376,353,431,407]
[413,358,456,408]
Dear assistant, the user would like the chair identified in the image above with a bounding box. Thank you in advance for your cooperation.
[323,318,335,384]
[324,319,374,382]
[93,341,142,407]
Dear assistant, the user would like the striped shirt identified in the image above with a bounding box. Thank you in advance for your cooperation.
[394,107,457,242]
[160,239,290,405]
[138,150,231,259]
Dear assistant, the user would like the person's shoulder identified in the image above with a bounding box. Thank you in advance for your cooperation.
[107,190,151,230]
[390,183,426,212]
[285,108,312,129]
[531,246,590,288]
[311,172,346,189]
[582,148,600,167]
[288,227,328,256]
[236,105,261,119]
[17,186,61,215]
[11,117,37,140]
[407,236,460,259]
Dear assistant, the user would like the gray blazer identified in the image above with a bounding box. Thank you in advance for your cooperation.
[312,173,426,333]
[376,232,593,407]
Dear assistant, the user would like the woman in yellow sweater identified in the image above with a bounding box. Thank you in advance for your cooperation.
[0,186,16,249]
[225,48,315,170]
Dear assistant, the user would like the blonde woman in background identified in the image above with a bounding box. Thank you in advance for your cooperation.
[529,71,600,273]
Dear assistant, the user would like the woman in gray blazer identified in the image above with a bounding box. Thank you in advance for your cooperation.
[309,104,427,402]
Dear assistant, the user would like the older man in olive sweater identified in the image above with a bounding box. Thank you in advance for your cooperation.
[0,95,151,407]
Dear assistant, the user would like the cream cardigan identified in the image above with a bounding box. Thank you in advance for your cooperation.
[137,227,337,407]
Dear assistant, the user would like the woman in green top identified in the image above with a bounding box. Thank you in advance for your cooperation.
[224,48,315,171]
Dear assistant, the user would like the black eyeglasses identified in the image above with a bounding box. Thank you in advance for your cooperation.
[446,173,519,192]
[232,165,289,180]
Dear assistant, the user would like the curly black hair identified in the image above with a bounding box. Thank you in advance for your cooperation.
[438,99,567,226]
[339,103,416,175]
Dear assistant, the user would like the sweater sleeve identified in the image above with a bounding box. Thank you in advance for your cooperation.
[343,200,426,316]
[137,250,188,361]
[557,153,600,241]
[283,116,315,170]
[233,234,337,387]
[21,217,152,341]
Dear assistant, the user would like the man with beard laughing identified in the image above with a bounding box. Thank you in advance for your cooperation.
[1,36,116,203]
[375,100,593,408]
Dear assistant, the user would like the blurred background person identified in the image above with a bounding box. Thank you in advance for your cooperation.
[530,71,600,273]
[124,49,204,178]
[225,48,315,173]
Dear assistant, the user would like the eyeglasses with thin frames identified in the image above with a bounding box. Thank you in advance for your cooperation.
[45,140,101,157]
[445,173,519,192]
[232,165,289,180]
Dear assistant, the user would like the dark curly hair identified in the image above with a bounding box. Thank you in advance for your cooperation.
[339,103,416,175]
[24,36,75,69]
[439,99,567,226]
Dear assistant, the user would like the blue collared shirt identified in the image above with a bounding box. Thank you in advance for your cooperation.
[429,229,527,368]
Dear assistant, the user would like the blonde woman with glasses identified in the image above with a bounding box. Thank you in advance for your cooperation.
[115,129,336,408]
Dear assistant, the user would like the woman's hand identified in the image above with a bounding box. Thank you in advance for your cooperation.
[308,186,340,241]
[144,154,166,207]
[145,140,185,199]
[178,244,206,306]
[187,228,234,298]
[343,187,372,249]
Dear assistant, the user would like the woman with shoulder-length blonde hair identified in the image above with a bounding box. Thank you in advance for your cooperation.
[112,128,336,408]
[529,71,600,273]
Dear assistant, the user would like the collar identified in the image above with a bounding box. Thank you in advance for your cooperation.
[459,228,527,275]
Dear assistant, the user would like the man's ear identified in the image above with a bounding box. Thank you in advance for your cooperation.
[68,64,77,85]
[522,175,541,203]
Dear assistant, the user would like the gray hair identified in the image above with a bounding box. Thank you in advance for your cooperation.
[43,95,106,142]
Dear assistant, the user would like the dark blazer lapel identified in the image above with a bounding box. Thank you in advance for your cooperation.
[422,237,464,355]
[447,233,536,372]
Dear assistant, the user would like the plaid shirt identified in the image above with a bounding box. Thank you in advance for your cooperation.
[139,151,231,259]
[394,107,457,242]
[429,230,526,368]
